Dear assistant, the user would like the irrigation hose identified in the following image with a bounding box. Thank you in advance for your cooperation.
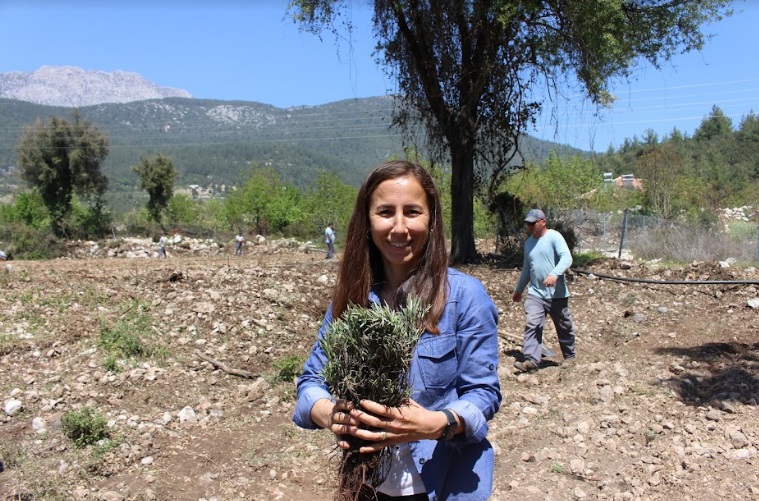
[573,268,759,286]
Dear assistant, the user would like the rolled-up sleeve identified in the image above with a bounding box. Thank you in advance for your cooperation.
[292,308,335,429]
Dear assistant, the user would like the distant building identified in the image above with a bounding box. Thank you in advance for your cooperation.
[615,174,643,190]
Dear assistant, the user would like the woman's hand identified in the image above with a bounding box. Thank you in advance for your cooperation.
[311,398,362,450]
[348,398,456,453]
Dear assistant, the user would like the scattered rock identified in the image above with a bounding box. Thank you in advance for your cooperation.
[177,406,197,423]
[32,416,47,434]
[3,399,22,416]
[705,409,722,422]
[2,244,757,501]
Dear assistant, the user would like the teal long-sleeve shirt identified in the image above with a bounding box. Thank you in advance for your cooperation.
[515,229,572,299]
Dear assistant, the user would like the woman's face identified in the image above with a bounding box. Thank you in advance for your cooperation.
[369,176,431,282]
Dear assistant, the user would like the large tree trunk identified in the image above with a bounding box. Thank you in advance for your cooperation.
[449,141,478,264]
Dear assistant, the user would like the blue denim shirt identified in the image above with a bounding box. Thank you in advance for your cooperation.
[293,268,502,500]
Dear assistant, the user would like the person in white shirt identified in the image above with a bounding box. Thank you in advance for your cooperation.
[235,232,245,256]
[324,222,335,259]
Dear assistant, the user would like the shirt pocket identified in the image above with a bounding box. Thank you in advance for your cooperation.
[415,333,458,390]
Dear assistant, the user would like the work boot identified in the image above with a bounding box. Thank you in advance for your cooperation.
[513,359,539,373]
[562,357,577,369]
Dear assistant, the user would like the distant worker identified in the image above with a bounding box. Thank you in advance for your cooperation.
[512,209,577,373]
[0,250,6,260]
[324,222,335,260]
[235,232,245,256]
[157,234,168,259]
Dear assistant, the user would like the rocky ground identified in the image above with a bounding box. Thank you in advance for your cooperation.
[1,238,758,501]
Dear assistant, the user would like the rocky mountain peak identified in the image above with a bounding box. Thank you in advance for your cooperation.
[0,65,192,107]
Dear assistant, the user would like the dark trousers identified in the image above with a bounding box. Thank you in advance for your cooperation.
[523,295,576,363]
[326,241,334,259]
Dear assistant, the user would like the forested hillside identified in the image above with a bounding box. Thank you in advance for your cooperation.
[0,97,401,190]
[594,106,759,212]
[0,96,579,194]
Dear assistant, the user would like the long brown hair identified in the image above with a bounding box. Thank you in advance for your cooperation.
[332,160,448,333]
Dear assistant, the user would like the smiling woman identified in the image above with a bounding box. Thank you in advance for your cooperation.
[293,160,502,501]
[368,176,431,298]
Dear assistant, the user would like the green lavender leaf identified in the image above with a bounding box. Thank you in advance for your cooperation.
[321,298,427,407]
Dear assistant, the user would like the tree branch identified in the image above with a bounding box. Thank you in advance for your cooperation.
[195,350,259,379]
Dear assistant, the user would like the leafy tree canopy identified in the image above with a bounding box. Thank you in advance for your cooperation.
[17,113,109,237]
[290,0,732,263]
[693,105,734,141]
[224,166,304,235]
[133,153,178,225]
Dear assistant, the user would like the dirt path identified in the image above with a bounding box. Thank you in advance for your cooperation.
[1,249,757,500]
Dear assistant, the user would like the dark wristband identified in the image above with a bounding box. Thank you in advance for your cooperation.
[438,408,457,441]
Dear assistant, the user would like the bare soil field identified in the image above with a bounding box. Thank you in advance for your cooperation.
[1,241,758,500]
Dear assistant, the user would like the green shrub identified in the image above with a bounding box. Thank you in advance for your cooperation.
[272,354,305,383]
[62,407,110,448]
[100,322,148,358]
[320,300,427,500]
[68,196,113,239]
[0,223,66,260]
[572,250,605,268]
[0,191,51,230]
[98,304,167,368]
[0,441,26,470]
[103,355,121,373]
[727,220,757,241]
[550,462,566,474]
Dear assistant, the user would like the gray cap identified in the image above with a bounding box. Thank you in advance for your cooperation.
[524,209,546,223]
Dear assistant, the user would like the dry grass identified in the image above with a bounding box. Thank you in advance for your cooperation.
[628,223,757,264]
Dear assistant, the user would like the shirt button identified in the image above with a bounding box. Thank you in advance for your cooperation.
[488,363,495,370]
[419,458,425,465]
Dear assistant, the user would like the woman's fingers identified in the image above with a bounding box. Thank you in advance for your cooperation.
[349,400,393,429]
[336,437,352,450]
[331,399,433,448]
[356,399,390,416]
[330,411,361,433]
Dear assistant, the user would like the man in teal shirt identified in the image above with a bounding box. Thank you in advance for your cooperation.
[324,222,335,260]
[512,209,577,372]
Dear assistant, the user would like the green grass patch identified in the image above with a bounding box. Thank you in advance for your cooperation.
[103,355,121,373]
[572,250,606,268]
[62,407,110,448]
[726,220,757,241]
[550,462,566,474]
[0,333,22,356]
[90,435,123,466]
[0,441,26,470]
[98,301,168,369]
[272,354,305,383]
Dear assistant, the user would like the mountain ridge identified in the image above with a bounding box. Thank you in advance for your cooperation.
[0,66,191,107]
[0,67,584,205]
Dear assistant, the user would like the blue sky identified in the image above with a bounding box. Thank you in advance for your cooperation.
[1,0,758,153]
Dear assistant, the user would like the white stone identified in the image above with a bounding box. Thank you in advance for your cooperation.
[3,398,22,416]
[32,416,47,434]
[177,406,197,423]
[733,449,751,460]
